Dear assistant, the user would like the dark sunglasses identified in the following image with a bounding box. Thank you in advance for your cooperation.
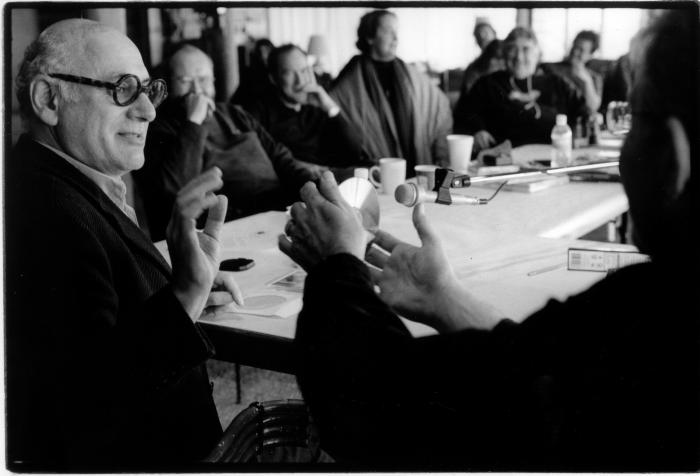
[48,73,168,107]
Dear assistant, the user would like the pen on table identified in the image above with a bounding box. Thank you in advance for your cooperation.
[527,263,565,277]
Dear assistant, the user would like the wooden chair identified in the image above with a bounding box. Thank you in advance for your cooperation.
[205,399,327,463]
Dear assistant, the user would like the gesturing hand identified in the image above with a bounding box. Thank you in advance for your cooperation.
[300,67,339,114]
[167,167,230,321]
[365,204,460,330]
[279,171,369,271]
[474,130,497,150]
[367,204,507,333]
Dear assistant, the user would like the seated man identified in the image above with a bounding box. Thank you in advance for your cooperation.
[137,44,321,241]
[6,19,243,469]
[281,10,699,470]
[244,44,367,173]
[453,27,588,151]
[542,30,603,114]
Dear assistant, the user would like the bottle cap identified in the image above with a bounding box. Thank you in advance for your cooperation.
[353,168,369,180]
[556,114,568,126]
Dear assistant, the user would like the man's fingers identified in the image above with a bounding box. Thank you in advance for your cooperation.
[178,167,223,197]
[177,192,221,222]
[203,195,227,239]
[412,203,439,247]
[368,265,383,285]
[216,270,244,306]
[299,180,326,209]
[206,291,234,308]
[316,170,346,205]
[373,229,402,253]
[365,244,389,269]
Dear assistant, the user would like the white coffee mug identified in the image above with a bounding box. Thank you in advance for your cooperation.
[414,164,439,191]
[369,158,406,195]
[447,134,474,173]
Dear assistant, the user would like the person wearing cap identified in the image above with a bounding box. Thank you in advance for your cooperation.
[453,26,588,152]
[473,17,497,51]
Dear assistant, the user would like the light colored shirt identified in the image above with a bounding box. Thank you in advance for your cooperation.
[35,140,139,225]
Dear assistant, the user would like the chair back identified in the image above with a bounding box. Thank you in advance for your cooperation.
[205,399,323,463]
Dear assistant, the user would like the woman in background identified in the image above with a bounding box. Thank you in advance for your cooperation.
[453,27,587,152]
[331,9,452,173]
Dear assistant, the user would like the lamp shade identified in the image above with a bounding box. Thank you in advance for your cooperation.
[307,34,329,57]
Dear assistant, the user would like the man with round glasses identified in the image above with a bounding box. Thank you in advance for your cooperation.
[6,19,242,469]
[136,44,323,241]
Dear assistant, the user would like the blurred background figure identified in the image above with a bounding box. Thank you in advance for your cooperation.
[331,9,452,174]
[230,38,275,108]
[473,17,497,51]
[244,44,365,175]
[453,26,587,151]
[460,38,505,97]
[543,30,603,115]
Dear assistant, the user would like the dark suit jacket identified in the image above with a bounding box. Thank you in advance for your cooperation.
[5,136,222,471]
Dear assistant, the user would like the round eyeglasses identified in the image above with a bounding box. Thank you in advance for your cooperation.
[49,73,168,107]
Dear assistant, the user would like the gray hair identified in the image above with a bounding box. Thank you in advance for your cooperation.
[15,18,109,120]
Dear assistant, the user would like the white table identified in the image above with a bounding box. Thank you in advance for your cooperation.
[155,142,631,372]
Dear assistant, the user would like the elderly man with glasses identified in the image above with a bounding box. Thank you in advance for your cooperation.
[136,44,322,241]
[6,19,244,470]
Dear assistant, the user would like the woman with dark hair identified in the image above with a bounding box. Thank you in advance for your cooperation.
[453,27,587,151]
[331,9,452,172]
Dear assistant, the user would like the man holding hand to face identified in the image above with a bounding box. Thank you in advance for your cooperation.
[245,44,365,172]
[6,19,242,469]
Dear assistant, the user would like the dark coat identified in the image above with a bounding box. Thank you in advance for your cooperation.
[5,136,222,471]
[296,253,700,471]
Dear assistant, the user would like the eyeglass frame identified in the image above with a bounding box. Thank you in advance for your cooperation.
[48,73,168,107]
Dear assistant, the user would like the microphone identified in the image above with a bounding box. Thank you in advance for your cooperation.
[394,182,487,207]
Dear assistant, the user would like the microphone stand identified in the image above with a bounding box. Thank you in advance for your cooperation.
[433,161,620,205]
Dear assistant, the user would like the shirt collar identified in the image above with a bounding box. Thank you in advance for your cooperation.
[35,140,139,225]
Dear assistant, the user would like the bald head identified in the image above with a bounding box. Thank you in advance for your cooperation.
[16,19,116,119]
[168,45,215,99]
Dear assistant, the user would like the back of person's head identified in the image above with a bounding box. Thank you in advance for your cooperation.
[474,38,505,71]
[621,9,698,260]
[267,44,305,78]
[252,38,275,68]
[356,9,395,54]
[504,26,539,46]
[573,30,600,53]
[16,18,109,122]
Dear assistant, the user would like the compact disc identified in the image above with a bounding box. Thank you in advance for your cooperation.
[338,177,380,232]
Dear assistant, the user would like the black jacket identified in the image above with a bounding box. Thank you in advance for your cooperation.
[296,253,700,471]
[5,136,222,471]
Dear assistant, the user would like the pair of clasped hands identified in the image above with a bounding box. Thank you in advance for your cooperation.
[279,171,504,333]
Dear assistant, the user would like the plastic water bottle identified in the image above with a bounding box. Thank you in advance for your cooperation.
[551,114,573,168]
